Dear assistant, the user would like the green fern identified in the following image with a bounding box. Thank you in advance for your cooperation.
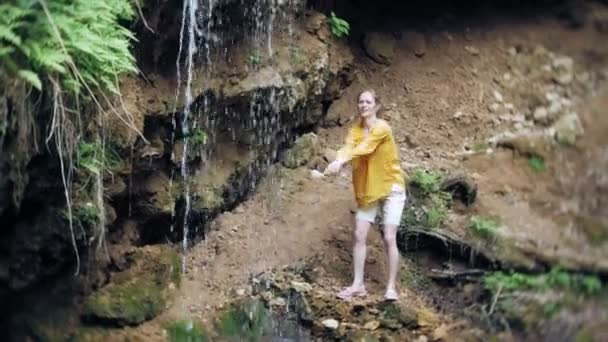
[0,0,136,96]
[75,141,121,176]
[328,12,350,38]
[17,69,42,90]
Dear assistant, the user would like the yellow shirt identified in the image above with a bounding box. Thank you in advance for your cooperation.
[337,119,406,208]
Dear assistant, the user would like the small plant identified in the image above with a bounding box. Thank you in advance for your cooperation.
[484,271,545,293]
[327,12,350,38]
[484,267,602,296]
[425,192,451,228]
[410,169,442,196]
[75,141,121,176]
[400,191,451,230]
[401,207,419,228]
[249,51,263,67]
[579,274,602,295]
[528,155,546,172]
[216,300,268,340]
[167,319,208,342]
[62,202,99,227]
[187,128,208,147]
[469,215,500,239]
[400,266,431,289]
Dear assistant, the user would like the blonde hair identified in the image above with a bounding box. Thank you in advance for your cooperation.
[358,89,383,117]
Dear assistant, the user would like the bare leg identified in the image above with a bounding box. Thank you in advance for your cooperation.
[337,219,373,299]
[382,224,399,296]
[351,219,372,288]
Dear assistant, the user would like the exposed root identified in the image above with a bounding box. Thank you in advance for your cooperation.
[134,0,155,33]
[48,76,80,275]
[37,0,149,268]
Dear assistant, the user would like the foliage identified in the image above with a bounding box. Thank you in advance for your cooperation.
[61,201,99,227]
[216,300,268,341]
[75,141,121,176]
[327,12,350,38]
[400,265,431,290]
[74,202,99,227]
[484,267,602,296]
[0,0,137,96]
[410,169,442,196]
[401,169,451,231]
[483,268,603,328]
[425,192,451,228]
[167,320,208,342]
[528,155,546,172]
[1,0,139,276]
[469,215,501,239]
[249,51,263,67]
[401,190,451,230]
[186,128,208,147]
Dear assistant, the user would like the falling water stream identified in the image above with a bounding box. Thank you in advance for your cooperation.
[171,0,311,338]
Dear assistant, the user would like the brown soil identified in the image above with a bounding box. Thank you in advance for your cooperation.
[114,5,608,341]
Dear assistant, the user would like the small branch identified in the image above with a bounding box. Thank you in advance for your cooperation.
[134,0,155,33]
[489,283,503,315]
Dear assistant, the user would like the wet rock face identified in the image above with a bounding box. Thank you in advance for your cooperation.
[82,245,180,326]
[282,133,320,169]
[362,32,396,65]
[127,8,353,244]
[0,80,40,220]
[0,208,85,294]
[0,0,352,331]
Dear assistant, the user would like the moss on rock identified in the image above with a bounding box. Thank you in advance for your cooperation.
[82,245,180,326]
[282,133,319,169]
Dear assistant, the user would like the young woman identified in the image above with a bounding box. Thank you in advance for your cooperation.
[325,90,406,301]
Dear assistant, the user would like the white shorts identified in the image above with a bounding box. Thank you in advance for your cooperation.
[356,184,407,226]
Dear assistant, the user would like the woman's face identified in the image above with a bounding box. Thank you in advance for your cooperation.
[358,92,376,117]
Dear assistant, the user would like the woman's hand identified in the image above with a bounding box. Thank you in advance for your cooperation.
[324,159,344,175]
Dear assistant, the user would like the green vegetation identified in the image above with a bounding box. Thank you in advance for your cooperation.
[0,0,136,96]
[75,141,121,176]
[60,201,99,230]
[484,267,602,296]
[469,215,501,239]
[2,0,139,274]
[425,192,451,228]
[327,12,350,38]
[401,169,451,230]
[73,202,99,227]
[401,193,451,230]
[83,247,179,326]
[400,265,431,290]
[185,128,208,148]
[484,267,603,329]
[249,51,263,67]
[528,155,546,172]
[167,320,208,342]
[83,273,167,325]
[409,169,442,196]
[216,300,268,340]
